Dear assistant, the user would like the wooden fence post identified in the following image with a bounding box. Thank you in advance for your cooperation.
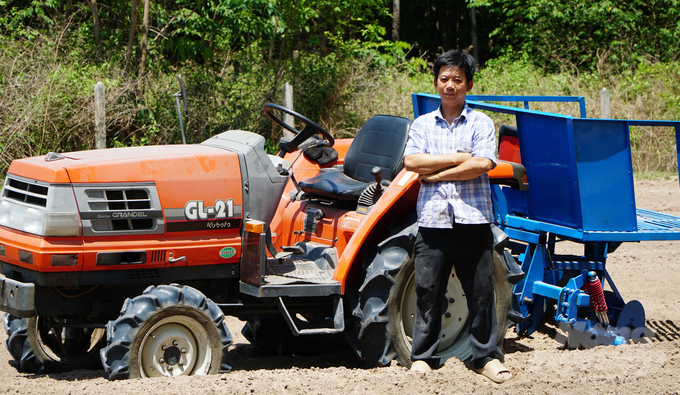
[282,82,295,138]
[600,88,610,119]
[94,82,106,149]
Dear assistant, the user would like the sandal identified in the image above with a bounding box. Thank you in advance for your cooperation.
[410,360,433,373]
[474,359,513,383]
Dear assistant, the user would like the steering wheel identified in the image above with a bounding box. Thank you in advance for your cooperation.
[264,103,335,154]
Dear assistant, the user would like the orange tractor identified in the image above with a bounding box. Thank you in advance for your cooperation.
[0,100,523,378]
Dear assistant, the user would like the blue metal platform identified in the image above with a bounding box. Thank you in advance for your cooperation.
[585,208,680,241]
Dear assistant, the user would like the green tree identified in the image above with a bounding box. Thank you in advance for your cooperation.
[471,0,680,73]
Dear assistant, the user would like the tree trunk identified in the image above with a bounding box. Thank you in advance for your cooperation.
[279,0,300,60]
[392,0,400,41]
[138,0,150,79]
[89,0,101,46]
[124,0,139,77]
[469,6,479,65]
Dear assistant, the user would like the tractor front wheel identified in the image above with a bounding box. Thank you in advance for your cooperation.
[100,284,232,380]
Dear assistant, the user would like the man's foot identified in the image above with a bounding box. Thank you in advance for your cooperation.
[410,360,432,373]
[474,359,512,383]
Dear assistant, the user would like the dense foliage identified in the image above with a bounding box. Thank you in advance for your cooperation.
[0,0,415,175]
[1,0,680,176]
[471,0,680,73]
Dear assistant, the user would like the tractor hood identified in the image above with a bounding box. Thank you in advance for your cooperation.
[5,130,289,237]
[7,144,234,184]
[3,143,247,239]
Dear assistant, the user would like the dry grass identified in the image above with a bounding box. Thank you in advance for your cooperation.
[0,39,151,173]
[1,38,679,177]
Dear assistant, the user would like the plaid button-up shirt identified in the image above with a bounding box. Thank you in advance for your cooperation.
[403,104,497,227]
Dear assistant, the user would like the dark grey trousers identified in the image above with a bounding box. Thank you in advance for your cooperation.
[410,225,498,369]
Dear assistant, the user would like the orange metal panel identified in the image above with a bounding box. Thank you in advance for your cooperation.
[80,232,242,271]
[272,198,364,257]
[331,139,351,164]
[333,169,419,292]
[488,161,519,179]
[62,145,246,270]
[0,226,83,272]
[0,225,243,273]
[8,160,72,184]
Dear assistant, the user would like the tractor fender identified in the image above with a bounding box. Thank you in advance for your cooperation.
[333,169,419,293]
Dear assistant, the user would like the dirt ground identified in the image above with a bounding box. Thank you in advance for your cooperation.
[2,179,680,394]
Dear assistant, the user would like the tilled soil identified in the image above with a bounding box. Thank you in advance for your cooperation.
[1,180,680,394]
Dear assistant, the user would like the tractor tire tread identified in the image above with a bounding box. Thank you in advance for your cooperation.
[100,284,231,380]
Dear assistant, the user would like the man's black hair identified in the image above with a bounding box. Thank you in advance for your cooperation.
[433,50,476,83]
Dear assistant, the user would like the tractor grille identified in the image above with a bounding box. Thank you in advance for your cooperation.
[87,189,154,231]
[74,184,164,236]
[2,177,49,207]
[87,189,152,211]
[149,250,167,263]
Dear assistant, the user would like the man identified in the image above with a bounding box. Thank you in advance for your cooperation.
[403,50,512,383]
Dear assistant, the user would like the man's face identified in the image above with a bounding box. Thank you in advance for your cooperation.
[434,66,473,108]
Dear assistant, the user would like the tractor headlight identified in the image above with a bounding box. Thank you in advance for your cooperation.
[43,213,81,236]
[0,202,81,237]
[0,200,10,225]
[23,207,44,235]
[0,180,81,237]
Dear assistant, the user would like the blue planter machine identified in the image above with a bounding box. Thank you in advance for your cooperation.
[413,93,680,348]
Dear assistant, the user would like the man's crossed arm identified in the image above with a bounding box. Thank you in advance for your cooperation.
[404,153,494,183]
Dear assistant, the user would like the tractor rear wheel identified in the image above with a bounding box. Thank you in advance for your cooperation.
[346,217,513,368]
[3,314,106,374]
[100,284,232,380]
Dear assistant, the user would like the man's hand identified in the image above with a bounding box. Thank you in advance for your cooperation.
[418,172,441,184]
[418,173,434,184]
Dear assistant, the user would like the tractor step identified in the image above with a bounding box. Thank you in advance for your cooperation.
[239,241,341,298]
[264,241,338,286]
[277,295,345,335]
[239,280,341,298]
[264,256,336,285]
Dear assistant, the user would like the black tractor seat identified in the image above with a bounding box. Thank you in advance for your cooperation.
[298,114,413,201]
